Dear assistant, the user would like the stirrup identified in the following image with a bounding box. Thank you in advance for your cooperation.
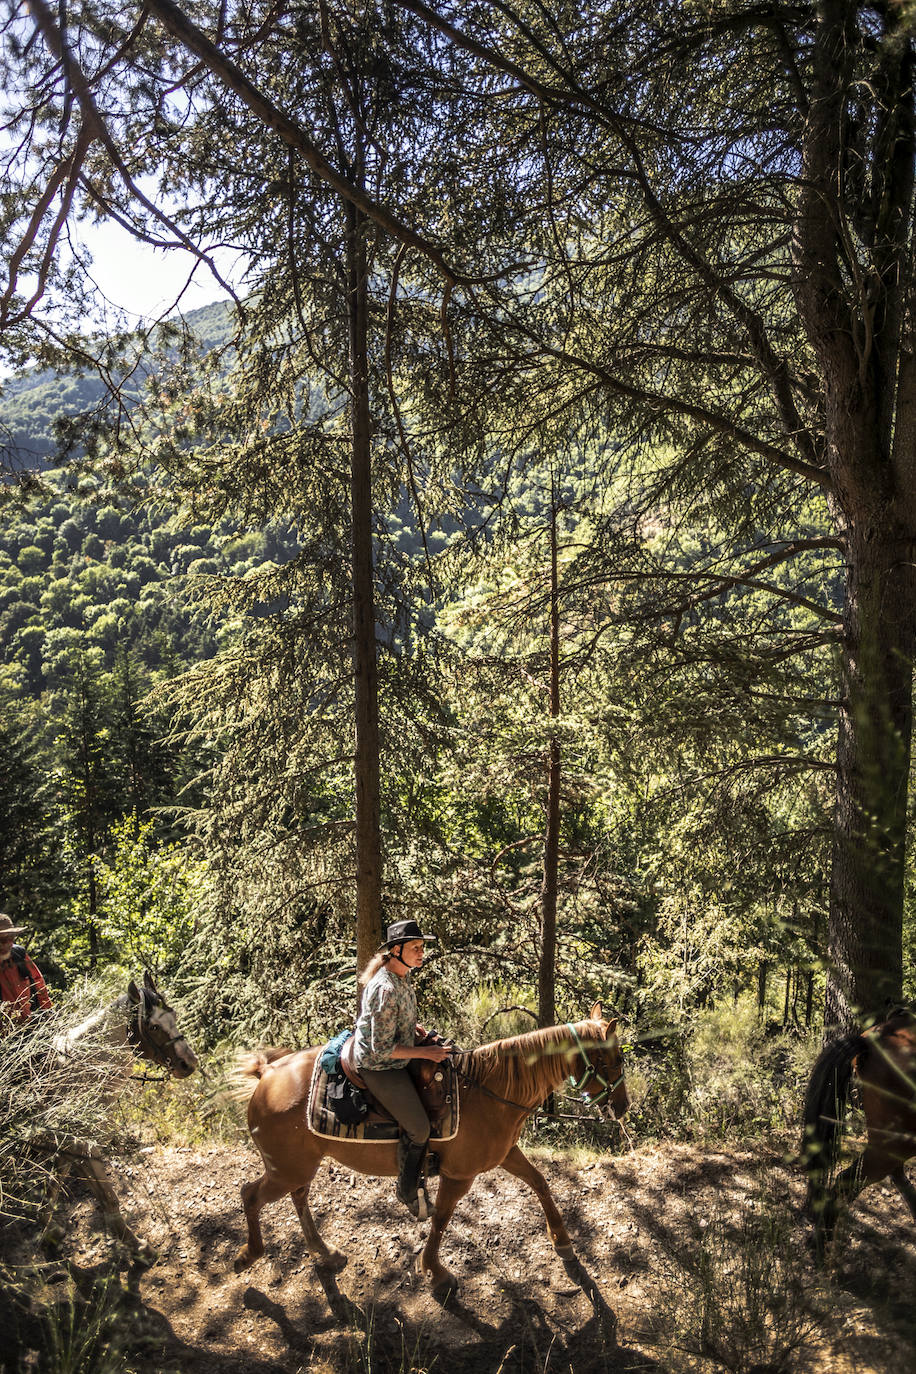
[398,1176,430,1221]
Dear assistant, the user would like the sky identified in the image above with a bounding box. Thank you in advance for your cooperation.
[65,214,244,329]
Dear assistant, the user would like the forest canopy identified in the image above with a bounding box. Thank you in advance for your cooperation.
[2,0,916,1041]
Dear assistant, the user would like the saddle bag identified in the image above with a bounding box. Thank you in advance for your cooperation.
[320,1028,354,1076]
[326,1071,369,1125]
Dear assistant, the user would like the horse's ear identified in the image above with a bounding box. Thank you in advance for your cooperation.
[143,969,157,992]
[127,979,141,1004]
[589,1001,603,1021]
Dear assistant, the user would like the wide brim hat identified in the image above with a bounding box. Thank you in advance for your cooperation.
[380,918,438,950]
[0,914,28,937]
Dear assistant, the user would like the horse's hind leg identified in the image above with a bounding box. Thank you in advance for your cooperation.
[500,1145,574,1257]
[291,1172,347,1273]
[234,1173,289,1273]
[890,1167,916,1223]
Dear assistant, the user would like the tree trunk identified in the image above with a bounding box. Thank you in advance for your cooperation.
[87,857,99,970]
[792,4,916,1033]
[346,197,382,981]
[756,959,768,1013]
[826,527,916,1029]
[539,495,560,1031]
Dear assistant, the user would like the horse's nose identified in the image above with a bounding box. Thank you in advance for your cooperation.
[177,1042,199,1073]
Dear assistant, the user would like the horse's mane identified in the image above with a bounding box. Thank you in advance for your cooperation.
[468,1021,603,1103]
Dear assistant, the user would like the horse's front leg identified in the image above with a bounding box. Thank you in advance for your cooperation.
[81,1152,156,1264]
[40,1152,74,1251]
[419,1174,474,1296]
[814,1153,868,1261]
[291,1178,347,1272]
[499,1144,574,1257]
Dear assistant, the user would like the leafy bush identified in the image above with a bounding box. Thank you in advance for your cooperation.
[95,817,205,976]
[621,998,817,1146]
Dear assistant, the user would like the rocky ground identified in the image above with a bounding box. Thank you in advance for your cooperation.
[4,1139,915,1373]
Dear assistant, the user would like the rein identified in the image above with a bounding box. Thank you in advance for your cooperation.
[451,1052,531,1112]
[452,1025,625,1114]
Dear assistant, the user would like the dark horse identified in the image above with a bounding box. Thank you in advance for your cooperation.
[802,1007,916,1257]
[234,1003,628,1294]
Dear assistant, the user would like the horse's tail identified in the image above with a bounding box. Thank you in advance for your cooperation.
[227,1046,295,1101]
[801,1031,866,1210]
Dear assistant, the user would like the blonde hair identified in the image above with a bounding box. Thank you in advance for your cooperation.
[358,950,394,989]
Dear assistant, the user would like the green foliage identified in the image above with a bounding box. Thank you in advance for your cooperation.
[94,816,204,977]
[0,302,236,467]
[32,1274,134,1374]
[623,999,818,1147]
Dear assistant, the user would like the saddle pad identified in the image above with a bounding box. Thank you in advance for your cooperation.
[306,1057,459,1143]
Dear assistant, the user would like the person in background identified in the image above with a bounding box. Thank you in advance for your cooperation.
[354,919,449,1220]
[0,913,53,1024]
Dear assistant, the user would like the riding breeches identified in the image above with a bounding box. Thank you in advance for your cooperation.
[358,1065,430,1145]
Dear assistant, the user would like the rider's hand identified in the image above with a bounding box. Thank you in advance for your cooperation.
[418,1044,449,1062]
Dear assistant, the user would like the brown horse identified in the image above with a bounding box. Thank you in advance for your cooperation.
[802,1007,916,1258]
[233,1002,628,1294]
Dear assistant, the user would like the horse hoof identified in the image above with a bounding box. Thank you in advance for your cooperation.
[314,1249,348,1274]
[233,1249,254,1274]
[134,1242,158,1268]
[431,1271,458,1299]
[419,1258,457,1298]
[555,1243,575,1260]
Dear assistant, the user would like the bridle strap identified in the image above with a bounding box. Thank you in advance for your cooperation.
[127,992,188,1070]
[565,1023,625,1107]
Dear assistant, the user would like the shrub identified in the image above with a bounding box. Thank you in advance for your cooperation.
[96,816,205,976]
[657,1192,826,1374]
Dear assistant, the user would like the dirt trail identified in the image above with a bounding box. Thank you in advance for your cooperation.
[6,1142,916,1373]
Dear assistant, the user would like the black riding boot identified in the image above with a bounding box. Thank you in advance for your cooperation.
[396,1133,431,1221]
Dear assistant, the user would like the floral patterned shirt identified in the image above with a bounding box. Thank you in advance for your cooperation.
[353,966,418,1071]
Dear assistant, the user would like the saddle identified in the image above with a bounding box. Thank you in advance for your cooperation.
[340,1035,454,1135]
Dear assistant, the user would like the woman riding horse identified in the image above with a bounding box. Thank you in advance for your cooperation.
[353,919,449,1220]
[234,1002,628,1295]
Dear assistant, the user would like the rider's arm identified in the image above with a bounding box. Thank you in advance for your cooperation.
[25,955,52,1011]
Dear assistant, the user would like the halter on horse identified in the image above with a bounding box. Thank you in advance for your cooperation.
[802,1007,916,1259]
[233,1002,628,1296]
